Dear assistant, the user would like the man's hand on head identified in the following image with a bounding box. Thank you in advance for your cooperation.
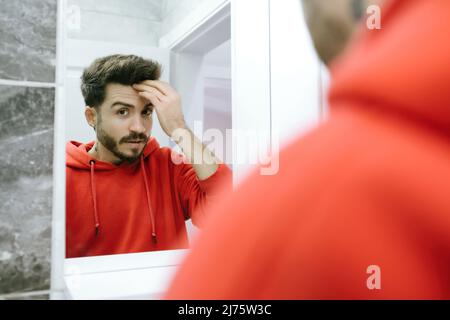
[134,81,221,180]
[133,81,187,137]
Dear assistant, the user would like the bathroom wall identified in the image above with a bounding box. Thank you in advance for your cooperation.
[66,0,162,46]
[0,0,57,299]
[160,0,210,38]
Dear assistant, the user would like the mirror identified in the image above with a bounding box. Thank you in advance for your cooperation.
[64,0,232,263]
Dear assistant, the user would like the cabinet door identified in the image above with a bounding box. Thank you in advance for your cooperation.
[270,0,324,145]
[231,0,327,180]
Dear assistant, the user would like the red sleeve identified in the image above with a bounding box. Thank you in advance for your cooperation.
[174,160,232,227]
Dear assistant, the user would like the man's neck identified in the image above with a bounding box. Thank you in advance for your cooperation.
[88,141,121,165]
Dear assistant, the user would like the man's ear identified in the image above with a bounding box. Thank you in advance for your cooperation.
[85,106,97,130]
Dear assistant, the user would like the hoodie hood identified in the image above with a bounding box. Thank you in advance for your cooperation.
[66,137,160,170]
[329,0,450,134]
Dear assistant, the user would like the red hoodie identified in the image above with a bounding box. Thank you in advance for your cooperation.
[166,0,450,299]
[66,137,231,258]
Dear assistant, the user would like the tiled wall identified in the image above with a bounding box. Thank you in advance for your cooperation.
[67,0,163,46]
[0,0,57,299]
[160,0,210,37]
[0,0,56,82]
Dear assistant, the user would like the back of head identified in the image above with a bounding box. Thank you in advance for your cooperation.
[328,0,450,132]
[301,0,384,65]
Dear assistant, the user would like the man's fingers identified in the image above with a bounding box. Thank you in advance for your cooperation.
[138,91,161,107]
[133,84,165,101]
[137,80,175,96]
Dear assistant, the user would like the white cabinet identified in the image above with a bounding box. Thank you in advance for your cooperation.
[230,0,326,181]
[269,0,324,145]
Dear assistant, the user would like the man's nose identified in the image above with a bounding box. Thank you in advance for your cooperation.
[129,116,146,133]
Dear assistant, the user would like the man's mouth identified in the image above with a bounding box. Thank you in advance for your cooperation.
[124,140,144,145]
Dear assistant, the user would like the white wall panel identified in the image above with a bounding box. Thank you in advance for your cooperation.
[269,0,323,148]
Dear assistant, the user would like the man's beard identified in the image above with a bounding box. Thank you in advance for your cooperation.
[97,126,149,165]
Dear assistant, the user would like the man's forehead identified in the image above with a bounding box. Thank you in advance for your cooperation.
[104,83,142,103]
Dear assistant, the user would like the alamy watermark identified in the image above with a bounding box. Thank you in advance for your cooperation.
[366,5,382,30]
[366,265,382,290]
[169,121,280,176]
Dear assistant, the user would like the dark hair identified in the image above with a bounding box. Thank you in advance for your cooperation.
[81,54,162,108]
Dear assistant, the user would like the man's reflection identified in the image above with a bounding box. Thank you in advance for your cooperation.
[66,54,231,258]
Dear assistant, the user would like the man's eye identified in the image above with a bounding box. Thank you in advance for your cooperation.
[118,109,128,116]
[143,109,153,117]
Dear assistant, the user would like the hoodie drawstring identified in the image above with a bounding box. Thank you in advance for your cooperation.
[141,156,157,244]
[88,157,157,244]
[89,160,100,236]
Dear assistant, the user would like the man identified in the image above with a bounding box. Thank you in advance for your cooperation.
[66,54,231,258]
[166,0,450,299]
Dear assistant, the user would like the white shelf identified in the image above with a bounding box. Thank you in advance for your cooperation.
[64,249,188,300]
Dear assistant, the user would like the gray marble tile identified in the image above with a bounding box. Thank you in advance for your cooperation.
[0,0,57,82]
[0,85,54,295]
[0,290,50,300]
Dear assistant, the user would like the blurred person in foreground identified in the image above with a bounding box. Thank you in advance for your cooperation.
[166,0,450,299]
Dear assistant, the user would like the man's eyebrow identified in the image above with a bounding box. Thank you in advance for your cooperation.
[111,101,135,109]
[110,102,154,109]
